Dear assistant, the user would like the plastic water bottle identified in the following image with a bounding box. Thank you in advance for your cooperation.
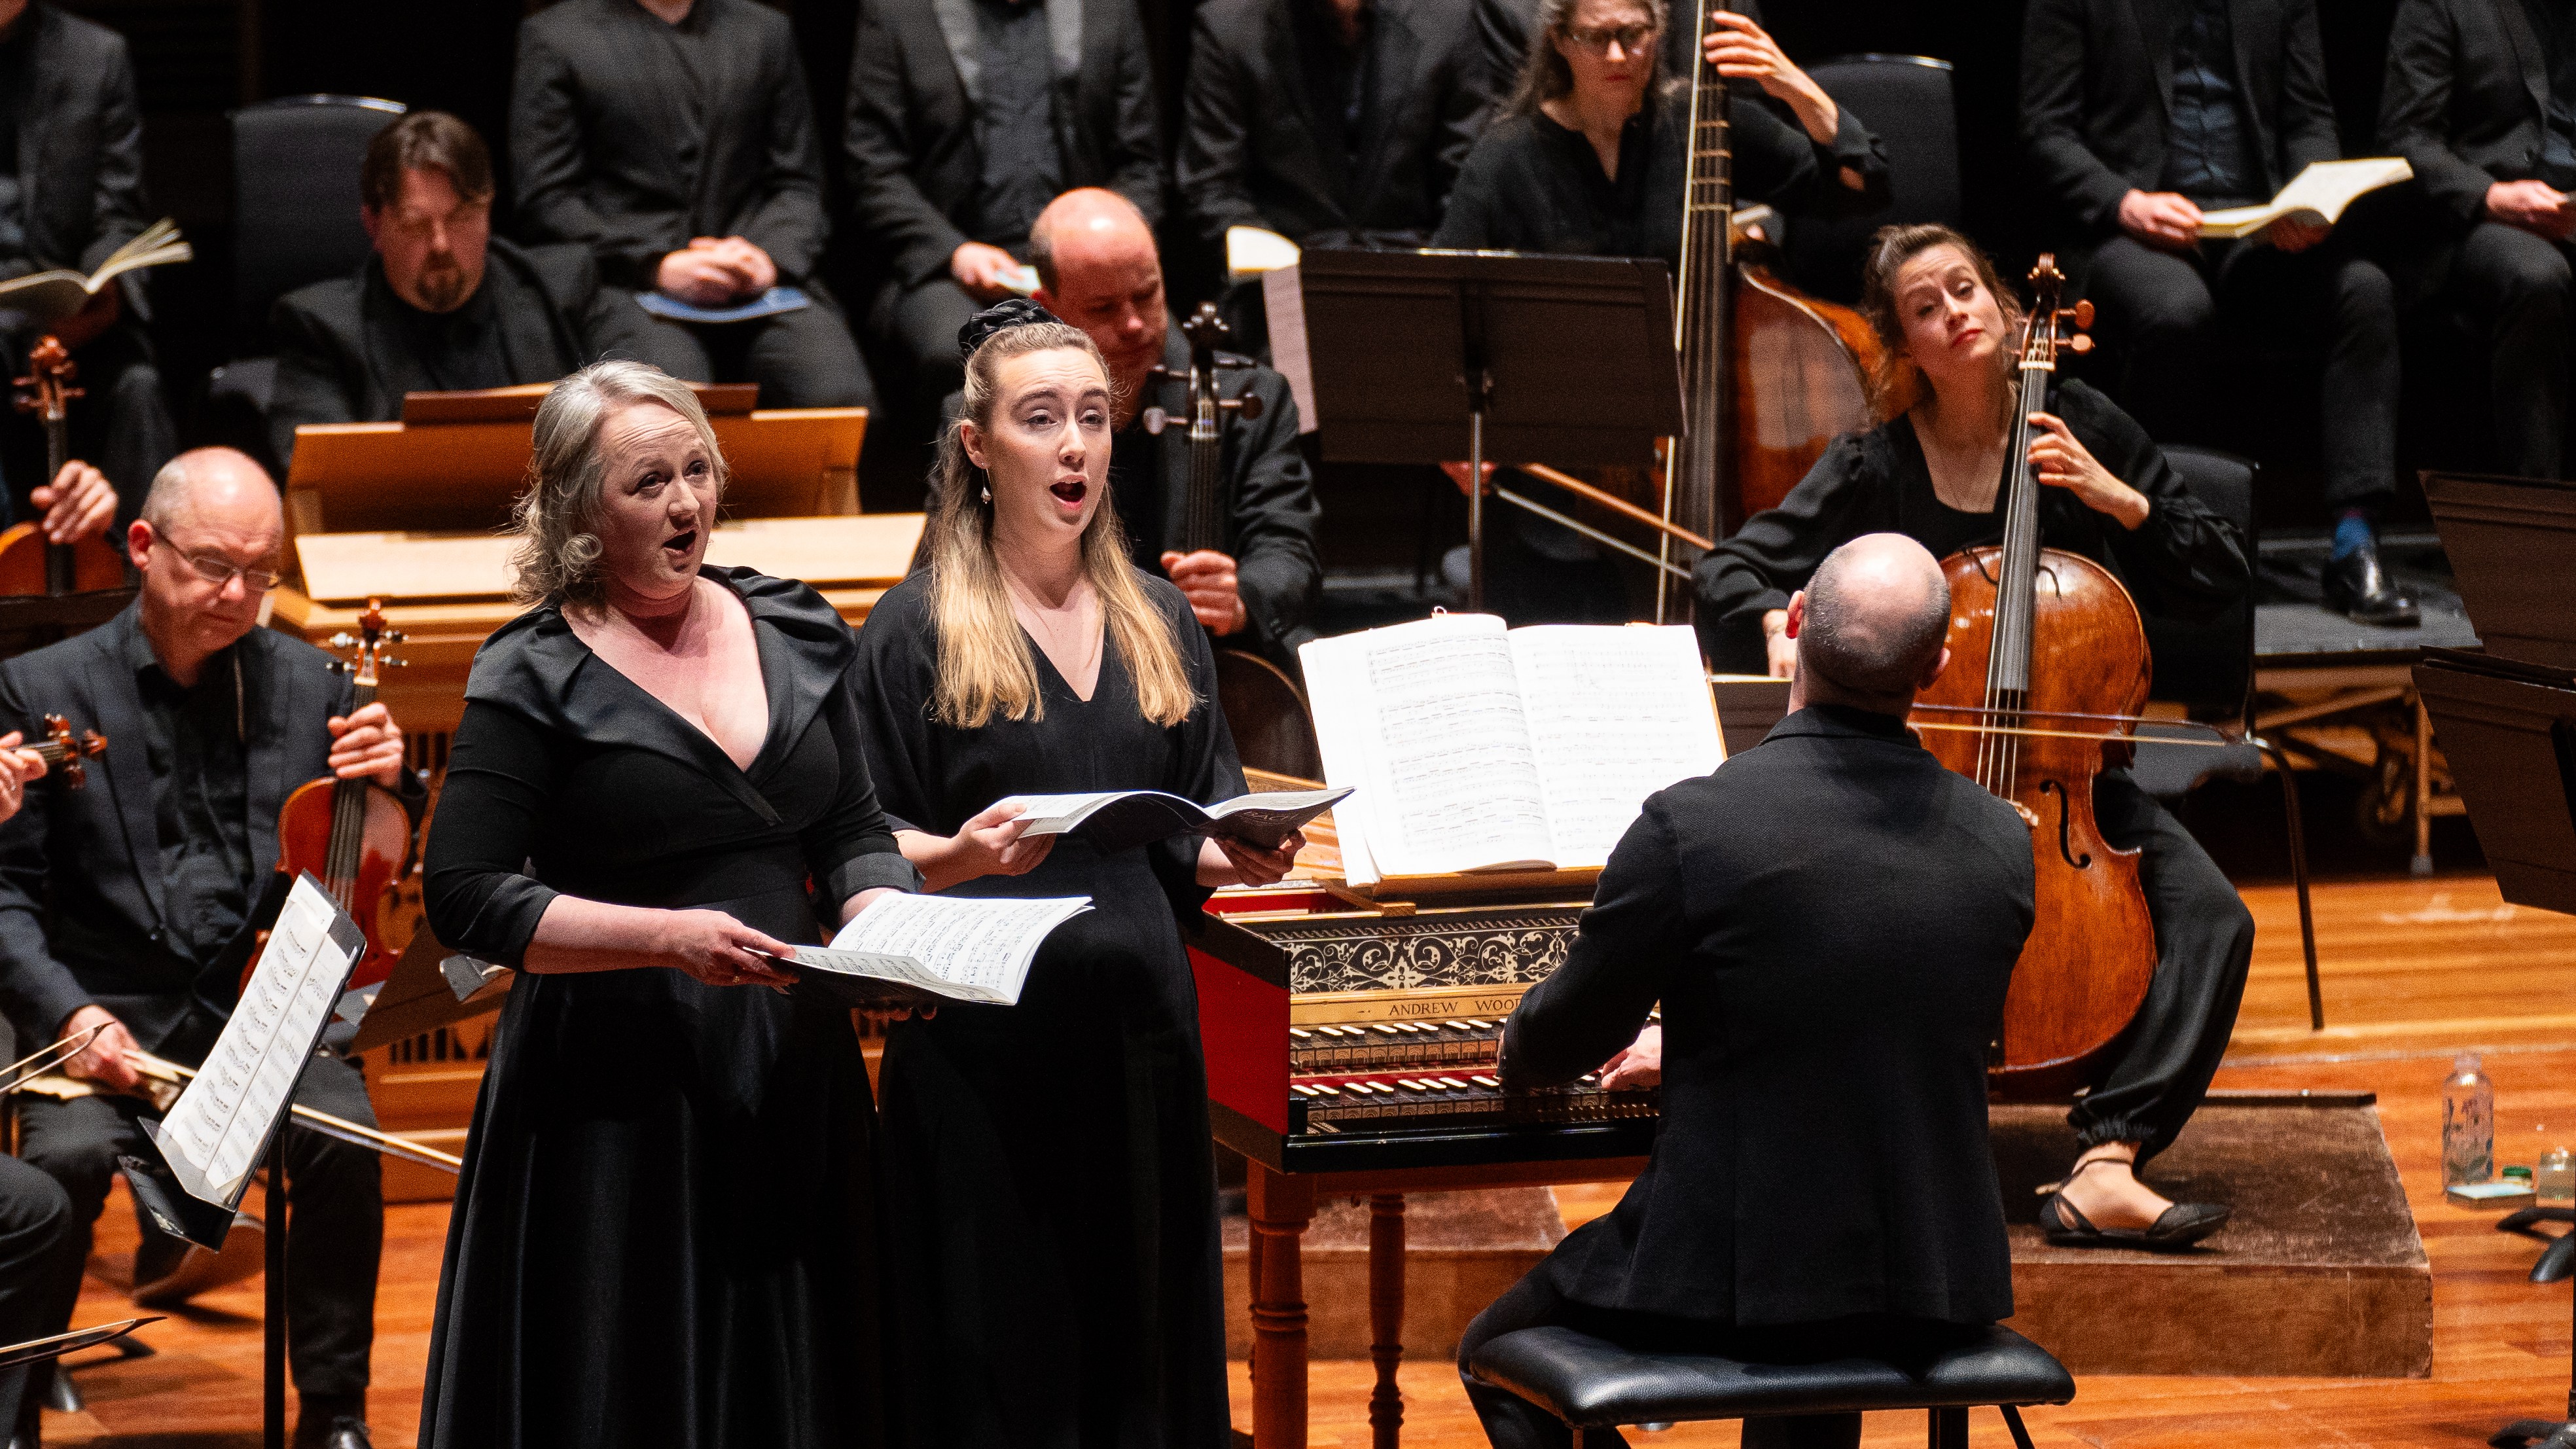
[2442,1053,2495,1187]
[2539,1145,2573,1202]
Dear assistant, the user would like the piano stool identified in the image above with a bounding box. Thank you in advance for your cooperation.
[1466,1321,2075,1447]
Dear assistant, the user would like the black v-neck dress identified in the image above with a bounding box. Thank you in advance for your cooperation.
[850,571,1247,1449]
[418,568,920,1449]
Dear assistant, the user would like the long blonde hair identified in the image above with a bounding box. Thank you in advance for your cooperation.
[925,323,1196,728]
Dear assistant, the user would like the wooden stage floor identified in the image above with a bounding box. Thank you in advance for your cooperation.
[33,873,2576,1447]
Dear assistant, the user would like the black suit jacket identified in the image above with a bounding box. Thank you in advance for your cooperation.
[1503,705,2032,1325]
[0,609,425,1052]
[511,0,834,291]
[2,4,154,319]
[2020,0,2346,237]
[844,0,1164,290]
[2380,0,2551,231]
[266,238,677,471]
[1178,0,1490,249]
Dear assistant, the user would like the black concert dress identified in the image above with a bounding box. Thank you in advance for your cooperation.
[849,570,1247,1449]
[416,567,920,1449]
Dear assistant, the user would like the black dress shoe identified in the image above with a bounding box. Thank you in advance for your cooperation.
[291,1416,370,1449]
[2323,543,2421,626]
[2040,1187,2232,1251]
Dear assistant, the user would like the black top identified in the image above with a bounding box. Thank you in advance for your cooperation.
[266,238,681,473]
[0,605,426,1051]
[0,5,153,313]
[1691,380,2249,672]
[2164,0,2266,205]
[2380,0,2562,229]
[510,0,833,291]
[1431,85,1891,274]
[125,630,253,972]
[2022,0,2344,239]
[2516,0,2576,188]
[1503,704,2033,1325]
[1179,0,1490,249]
[968,0,1064,244]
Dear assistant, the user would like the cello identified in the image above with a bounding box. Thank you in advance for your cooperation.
[264,599,416,992]
[1909,257,2158,1098]
[6,337,134,595]
[1147,302,1325,780]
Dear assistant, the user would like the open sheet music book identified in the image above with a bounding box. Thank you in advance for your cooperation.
[779,892,1091,1007]
[1300,615,1725,883]
[997,786,1350,855]
[2196,158,2413,240]
[0,219,194,328]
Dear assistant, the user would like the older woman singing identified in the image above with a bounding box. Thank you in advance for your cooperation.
[416,361,918,1448]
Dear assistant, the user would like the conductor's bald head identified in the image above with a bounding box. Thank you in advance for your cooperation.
[1790,533,1952,714]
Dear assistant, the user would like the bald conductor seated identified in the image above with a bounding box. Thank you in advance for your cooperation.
[1020,188,1322,671]
[0,448,423,1449]
[1458,535,2033,1449]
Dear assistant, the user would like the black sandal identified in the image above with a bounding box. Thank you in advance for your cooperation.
[2037,1158,2230,1251]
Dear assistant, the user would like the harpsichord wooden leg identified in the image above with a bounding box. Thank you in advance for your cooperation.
[1368,1192,1407,1449]
[1247,1164,1315,1448]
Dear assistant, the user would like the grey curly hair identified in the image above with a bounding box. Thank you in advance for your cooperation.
[509,361,726,609]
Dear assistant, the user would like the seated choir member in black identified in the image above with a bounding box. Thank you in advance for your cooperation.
[1026,188,1321,671]
[2379,0,2576,482]
[269,111,688,474]
[2020,0,2416,626]
[0,0,162,539]
[0,738,80,1449]
[1178,0,1490,253]
[0,447,421,1449]
[842,0,1163,405]
[510,0,872,409]
[850,302,1303,1449]
[415,362,918,1448]
[1696,224,2249,1251]
[1459,533,2032,1449]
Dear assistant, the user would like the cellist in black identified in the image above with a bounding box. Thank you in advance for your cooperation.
[1696,224,2247,1248]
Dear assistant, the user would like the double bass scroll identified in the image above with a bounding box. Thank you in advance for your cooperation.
[5,338,131,598]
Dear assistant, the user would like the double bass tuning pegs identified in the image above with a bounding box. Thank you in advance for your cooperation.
[1218,388,1264,423]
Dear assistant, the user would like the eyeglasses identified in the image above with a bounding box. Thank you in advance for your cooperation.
[1566,21,1657,54]
[160,539,282,595]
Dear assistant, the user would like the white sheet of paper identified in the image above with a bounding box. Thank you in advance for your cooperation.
[157,874,365,1208]
[1507,624,1725,867]
[792,892,1090,1005]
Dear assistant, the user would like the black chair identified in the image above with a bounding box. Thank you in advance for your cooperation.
[204,95,406,467]
[2129,444,2322,1026]
[1469,1322,2074,1447]
[1785,55,1960,304]
[2493,1208,2576,1448]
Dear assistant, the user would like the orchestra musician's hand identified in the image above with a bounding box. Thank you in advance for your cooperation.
[950,241,1026,303]
[656,243,755,307]
[52,283,120,353]
[659,909,800,989]
[2265,215,2331,254]
[58,1004,140,1093]
[2115,189,2204,251]
[1760,606,1798,679]
[2486,179,2576,240]
[902,800,1056,893]
[1703,10,1840,148]
[2027,412,2149,530]
[0,731,48,825]
[1200,829,1305,888]
[327,701,409,790]
[1440,460,1496,495]
[29,460,118,545]
[1598,1022,1662,1090]
[1159,550,1248,635]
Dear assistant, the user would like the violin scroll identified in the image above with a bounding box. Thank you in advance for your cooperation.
[37,713,107,789]
[10,338,80,427]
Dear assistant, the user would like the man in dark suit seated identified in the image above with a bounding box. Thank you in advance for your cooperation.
[2020,0,2415,625]
[2380,0,2576,482]
[0,0,162,542]
[1178,0,1490,257]
[0,740,76,1449]
[0,448,424,1449]
[1026,188,1321,672]
[268,111,686,474]
[1457,535,2033,1449]
[511,0,871,410]
[844,0,1163,405]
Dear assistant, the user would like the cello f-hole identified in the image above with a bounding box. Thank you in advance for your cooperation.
[2041,779,2092,868]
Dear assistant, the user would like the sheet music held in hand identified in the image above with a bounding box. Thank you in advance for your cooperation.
[156,873,367,1209]
[781,893,1091,1007]
[997,786,1349,855]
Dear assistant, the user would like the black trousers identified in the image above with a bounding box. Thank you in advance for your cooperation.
[1458,1269,1985,1449]
[2437,221,2576,478]
[0,320,174,526]
[2069,770,2257,1162]
[16,1049,382,1397]
[0,1154,77,1435]
[634,281,877,410]
[2081,233,2399,510]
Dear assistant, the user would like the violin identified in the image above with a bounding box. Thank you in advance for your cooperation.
[18,714,108,787]
[265,599,414,992]
[1908,257,2156,1098]
[6,338,132,596]
[1145,302,1324,779]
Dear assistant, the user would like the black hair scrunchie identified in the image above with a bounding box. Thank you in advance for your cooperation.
[957,297,1063,363]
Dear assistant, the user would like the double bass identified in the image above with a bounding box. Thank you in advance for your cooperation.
[266,599,416,992]
[6,337,132,595]
[1910,257,2158,1098]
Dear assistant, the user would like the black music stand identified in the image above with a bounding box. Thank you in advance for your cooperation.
[1272,248,1683,609]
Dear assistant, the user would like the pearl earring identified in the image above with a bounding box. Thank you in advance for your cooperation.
[980,484,993,503]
